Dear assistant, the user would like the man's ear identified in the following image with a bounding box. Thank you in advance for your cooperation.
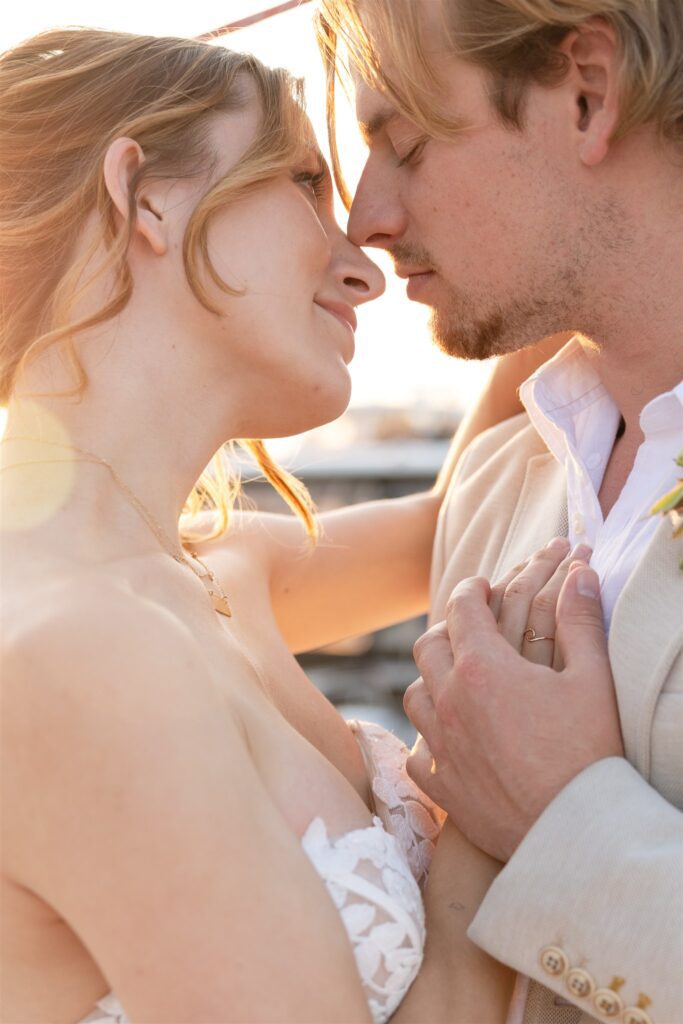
[102,137,167,255]
[560,19,620,167]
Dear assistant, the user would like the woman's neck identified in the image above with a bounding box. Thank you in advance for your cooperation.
[1,388,229,559]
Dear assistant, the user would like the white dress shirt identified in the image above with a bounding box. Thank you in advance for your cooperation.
[519,337,683,630]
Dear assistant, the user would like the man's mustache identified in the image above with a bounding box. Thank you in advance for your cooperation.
[388,242,437,275]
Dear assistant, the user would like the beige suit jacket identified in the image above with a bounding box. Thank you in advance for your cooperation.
[430,412,683,1024]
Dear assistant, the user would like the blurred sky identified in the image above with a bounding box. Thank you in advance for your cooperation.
[1,1,494,439]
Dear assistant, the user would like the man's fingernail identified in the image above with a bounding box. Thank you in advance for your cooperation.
[547,536,570,551]
[570,543,592,561]
[576,568,600,598]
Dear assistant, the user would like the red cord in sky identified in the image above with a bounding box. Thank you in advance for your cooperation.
[197,0,314,41]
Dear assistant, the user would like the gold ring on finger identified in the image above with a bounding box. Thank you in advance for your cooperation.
[523,627,555,644]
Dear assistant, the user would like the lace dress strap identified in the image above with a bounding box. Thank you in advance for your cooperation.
[347,720,446,889]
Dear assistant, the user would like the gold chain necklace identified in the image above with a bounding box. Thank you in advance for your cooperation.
[0,436,232,617]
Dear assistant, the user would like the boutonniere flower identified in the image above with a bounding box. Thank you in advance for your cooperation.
[649,449,683,570]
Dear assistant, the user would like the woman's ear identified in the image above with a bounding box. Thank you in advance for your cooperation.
[102,137,167,255]
[561,19,620,167]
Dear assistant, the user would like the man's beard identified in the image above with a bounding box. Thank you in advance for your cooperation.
[390,242,586,361]
[429,287,578,360]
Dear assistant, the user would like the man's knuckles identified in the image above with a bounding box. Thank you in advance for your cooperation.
[412,622,449,664]
[432,687,460,729]
[403,678,431,723]
[452,645,491,689]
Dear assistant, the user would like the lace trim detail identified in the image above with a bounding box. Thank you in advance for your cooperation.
[78,993,128,1023]
[348,720,446,889]
[76,723,439,1024]
[301,815,425,1024]
[77,818,425,1024]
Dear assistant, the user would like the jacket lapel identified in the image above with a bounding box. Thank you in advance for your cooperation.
[608,517,683,777]
[492,453,568,580]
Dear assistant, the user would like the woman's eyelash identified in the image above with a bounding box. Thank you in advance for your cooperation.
[294,170,327,200]
[396,141,427,168]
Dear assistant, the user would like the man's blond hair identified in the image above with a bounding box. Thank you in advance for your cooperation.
[317,0,683,206]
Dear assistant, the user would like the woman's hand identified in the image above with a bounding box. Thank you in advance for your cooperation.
[487,537,592,668]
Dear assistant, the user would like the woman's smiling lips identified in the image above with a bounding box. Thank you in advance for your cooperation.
[314,298,357,333]
[314,298,357,360]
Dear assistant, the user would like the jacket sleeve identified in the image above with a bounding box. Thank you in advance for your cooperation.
[467,756,683,1024]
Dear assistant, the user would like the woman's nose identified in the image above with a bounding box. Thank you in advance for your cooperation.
[334,236,386,306]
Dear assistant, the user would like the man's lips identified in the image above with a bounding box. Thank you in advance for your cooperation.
[314,299,357,333]
[395,267,436,301]
[395,267,433,279]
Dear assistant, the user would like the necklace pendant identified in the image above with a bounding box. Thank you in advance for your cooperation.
[208,589,232,617]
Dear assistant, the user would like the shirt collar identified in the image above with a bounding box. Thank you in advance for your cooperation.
[639,380,683,436]
[519,335,683,461]
[519,336,619,466]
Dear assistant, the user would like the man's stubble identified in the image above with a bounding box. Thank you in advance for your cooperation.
[399,189,631,361]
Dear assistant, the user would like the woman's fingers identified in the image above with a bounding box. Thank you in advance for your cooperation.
[488,560,528,620]
[520,545,592,667]
[496,537,571,650]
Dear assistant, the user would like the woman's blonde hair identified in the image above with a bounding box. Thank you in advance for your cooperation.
[0,28,317,541]
[317,0,683,207]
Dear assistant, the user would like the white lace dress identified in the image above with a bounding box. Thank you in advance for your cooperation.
[78,721,445,1024]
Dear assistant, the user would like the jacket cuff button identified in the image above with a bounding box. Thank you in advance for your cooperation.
[539,946,569,977]
[565,967,595,999]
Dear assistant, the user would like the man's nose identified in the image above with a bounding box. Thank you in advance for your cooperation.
[347,163,407,250]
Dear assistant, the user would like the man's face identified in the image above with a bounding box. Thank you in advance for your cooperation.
[347,6,621,359]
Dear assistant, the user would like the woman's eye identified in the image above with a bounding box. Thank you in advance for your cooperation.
[294,170,327,204]
[396,140,427,168]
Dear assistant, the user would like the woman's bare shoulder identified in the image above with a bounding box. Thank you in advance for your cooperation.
[1,575,253,878]
[1,575,205,705]
[0,576,250,800]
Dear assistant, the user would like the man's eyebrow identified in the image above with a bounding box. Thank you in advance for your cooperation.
[358,108,400,145]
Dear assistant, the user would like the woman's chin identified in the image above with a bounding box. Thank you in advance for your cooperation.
[264,379,352,438]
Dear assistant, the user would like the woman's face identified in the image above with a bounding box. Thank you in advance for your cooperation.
[156,95,385,439]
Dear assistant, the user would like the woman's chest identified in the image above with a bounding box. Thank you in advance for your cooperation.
[194,561,373,833]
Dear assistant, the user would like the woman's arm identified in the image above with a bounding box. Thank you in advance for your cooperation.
[393,820,514,1023]
[268,492,440,652]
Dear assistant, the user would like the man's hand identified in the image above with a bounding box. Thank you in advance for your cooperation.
[404,562,624,862]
